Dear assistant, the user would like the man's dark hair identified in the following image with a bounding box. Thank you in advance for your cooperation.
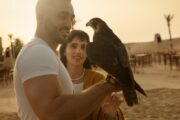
[60,30,92,69]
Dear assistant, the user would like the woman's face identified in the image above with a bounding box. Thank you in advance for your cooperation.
[65,37,88,67]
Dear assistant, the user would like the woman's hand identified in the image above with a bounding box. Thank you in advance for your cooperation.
[101,92,124,117]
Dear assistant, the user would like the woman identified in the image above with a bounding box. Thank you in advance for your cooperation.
[60,30,125,120]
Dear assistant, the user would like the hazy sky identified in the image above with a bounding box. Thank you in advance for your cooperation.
[0,0,180,47]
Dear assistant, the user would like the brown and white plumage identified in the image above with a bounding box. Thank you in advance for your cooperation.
[86,17,146,106]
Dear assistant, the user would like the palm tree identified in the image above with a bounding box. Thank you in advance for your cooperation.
[7,34,15,66]
[13,38,24,58]
[164,14,174,70]
[164,14,174,51]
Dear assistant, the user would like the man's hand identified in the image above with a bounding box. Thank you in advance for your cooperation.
[102,92,124,117]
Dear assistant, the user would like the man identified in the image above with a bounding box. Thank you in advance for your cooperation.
[14,0,120,120]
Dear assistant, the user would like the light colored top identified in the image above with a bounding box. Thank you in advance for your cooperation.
[73,82,84,94]
[71,69,105,120]
[72,69,104,94]
[13,37,73,120]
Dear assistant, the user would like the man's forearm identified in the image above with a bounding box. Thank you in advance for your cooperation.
[50,82,116,120]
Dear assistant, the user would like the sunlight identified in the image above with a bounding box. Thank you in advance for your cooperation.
[0,0,180,48]
[0,0,37,47]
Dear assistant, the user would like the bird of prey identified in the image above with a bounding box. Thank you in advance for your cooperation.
[86,17,146,107]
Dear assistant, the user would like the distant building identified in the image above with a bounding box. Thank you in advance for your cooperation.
[125,37,180,54]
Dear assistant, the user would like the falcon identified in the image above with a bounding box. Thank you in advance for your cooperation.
[86,17,146,106]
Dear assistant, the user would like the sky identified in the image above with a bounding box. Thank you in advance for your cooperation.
[0,0,180,48]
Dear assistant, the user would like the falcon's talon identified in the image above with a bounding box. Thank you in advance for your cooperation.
[106,74,118,85]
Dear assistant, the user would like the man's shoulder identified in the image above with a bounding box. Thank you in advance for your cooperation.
[26,37,50,50]
[16,37,56,65]
[20,38,52,55]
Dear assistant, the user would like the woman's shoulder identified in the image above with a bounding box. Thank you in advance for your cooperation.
[86,69,105,78]
[83,69,106,89]
[85,69,106,82]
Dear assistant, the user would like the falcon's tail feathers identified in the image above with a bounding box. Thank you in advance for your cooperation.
[123,89,138,107]
[135,81,147,96]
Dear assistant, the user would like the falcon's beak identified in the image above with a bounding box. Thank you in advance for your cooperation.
[86,21,92,27]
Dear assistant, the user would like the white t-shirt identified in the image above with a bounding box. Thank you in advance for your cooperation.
[13,37,73,120]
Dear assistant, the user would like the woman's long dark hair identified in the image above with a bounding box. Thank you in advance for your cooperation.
[60,30,92,69]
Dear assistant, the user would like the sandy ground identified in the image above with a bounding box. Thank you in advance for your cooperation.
[0,85,19,120]
[0,63,180,120]
[122,88,180,120]
[121,64,180,120]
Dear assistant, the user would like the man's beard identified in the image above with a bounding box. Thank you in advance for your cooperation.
[45,21,70,44]
[56,33,68,44]
[57,27,72,44]
[50,28,69,45]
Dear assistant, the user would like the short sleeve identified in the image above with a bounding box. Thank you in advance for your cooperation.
[17,45,59,83]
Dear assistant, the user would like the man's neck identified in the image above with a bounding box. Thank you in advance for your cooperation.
[35,31,58,54]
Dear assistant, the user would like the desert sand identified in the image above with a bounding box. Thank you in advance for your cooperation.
[0,85,19,120]
[0,63,180,120]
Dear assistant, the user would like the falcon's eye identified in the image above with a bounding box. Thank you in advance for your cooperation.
[92,20,96,24]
